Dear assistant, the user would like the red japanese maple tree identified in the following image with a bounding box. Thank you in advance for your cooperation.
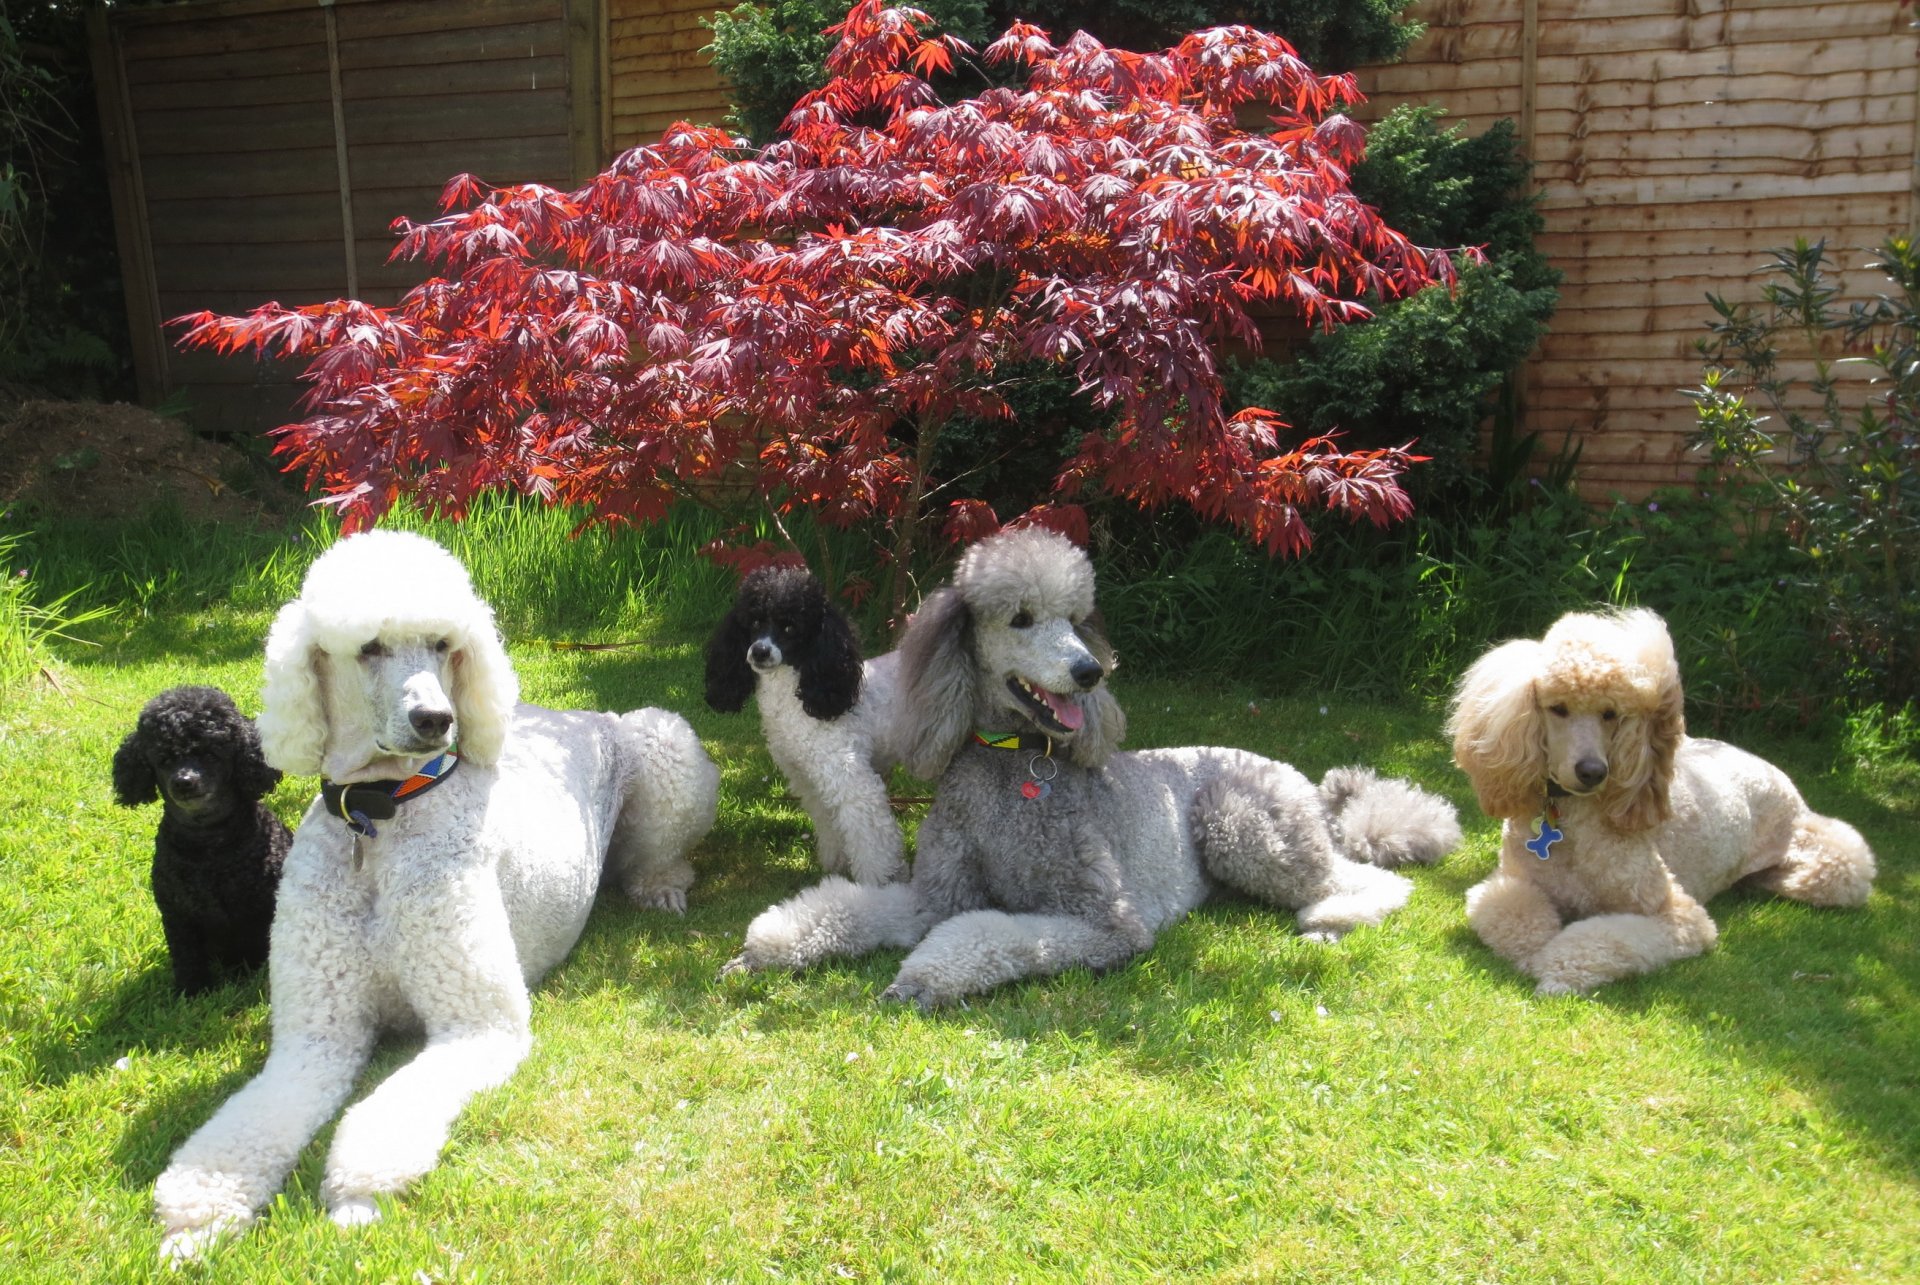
[178,2,1459,620]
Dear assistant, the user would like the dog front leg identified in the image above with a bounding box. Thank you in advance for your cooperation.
[723,877,929,973]
[1529,890,1719,996]
[321,1025,532,1226]
[320,876,533,1225]
[156,901,216,996]
[834,754,906,885]
[1465,870,1566,975]
[154,872,378,1261]
[881,908,1155,1010]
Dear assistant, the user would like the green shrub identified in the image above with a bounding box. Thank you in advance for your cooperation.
[707,0,990,142]
[1226,108,1560,512]
[1007,0,1422,71]
[706,0,1421,145]
[1687,236,1920,709]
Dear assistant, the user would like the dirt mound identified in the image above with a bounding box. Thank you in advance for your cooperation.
[0,399,296,524]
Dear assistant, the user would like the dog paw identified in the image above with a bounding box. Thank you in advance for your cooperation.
[880,975,959,1012]
[1297,929,1342,945]
[158,1221,238,1266]
[717,953,754,979]
[329,1197,382,1229]
[629,886,688,915]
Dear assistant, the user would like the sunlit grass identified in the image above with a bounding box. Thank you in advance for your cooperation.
[1,549,1914,1281]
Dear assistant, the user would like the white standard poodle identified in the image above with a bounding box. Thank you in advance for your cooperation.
[152,529,719,1260]
[1448,606,1876,996]
[704,565,908,884]
[724,526,1461,1008]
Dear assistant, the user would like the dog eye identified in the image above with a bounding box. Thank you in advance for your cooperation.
[359,640,389,660]
[433,639,450,654]
[1010,610,1033,629]
[1602,708,1617,722]
[1548,703,1568,718]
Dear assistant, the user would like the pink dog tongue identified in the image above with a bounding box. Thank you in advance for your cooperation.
[1041,687,1084,730]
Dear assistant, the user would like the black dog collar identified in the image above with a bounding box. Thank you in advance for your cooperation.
[321,750,460,838]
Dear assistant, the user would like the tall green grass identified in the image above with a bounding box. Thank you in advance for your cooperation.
[3,475,1889,749]
[0,529,113,691]
[10,494,744,651]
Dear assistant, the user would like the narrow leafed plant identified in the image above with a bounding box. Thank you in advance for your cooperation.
[178,2,1458,622]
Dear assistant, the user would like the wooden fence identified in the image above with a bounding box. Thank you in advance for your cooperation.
[91,0,605,435]
[1361,0,1918,499]
[94,0,1918,497]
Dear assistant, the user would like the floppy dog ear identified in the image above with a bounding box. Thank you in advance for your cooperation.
[111,728,158,805]
[1065,612,1126,768]
[795,592,864,720]
[232,716,283,802]
[1447,637,1549,819]
[1602,613,1685,833]
[258,599,328,776]
[448,607,519,768]
[895,587,977,779]
[703,599,758,714]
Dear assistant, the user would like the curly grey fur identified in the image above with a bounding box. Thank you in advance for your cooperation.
[728,526,1462,1007]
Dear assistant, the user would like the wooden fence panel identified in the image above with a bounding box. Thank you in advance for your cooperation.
[1357,0,1919,501]
[92,0,599,437]
[607,0,730,148]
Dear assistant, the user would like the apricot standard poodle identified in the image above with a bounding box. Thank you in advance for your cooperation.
[1447,607,1876,995]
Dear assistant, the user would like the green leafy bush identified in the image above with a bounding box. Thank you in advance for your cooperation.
[1687,236,1920,709]
[1227,108,1560,510]
[1007,0,1422,71]
[707,0,990,142]
[707,0,1421,144]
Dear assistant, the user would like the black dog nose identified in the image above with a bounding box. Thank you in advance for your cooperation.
[409,708,454,739]
[1070,658,1105,690]
[168,769,207,798]
[1574,757,1609,789]
[748,640,776,665]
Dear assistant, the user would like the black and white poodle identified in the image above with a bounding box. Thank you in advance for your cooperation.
[112,685,291,996]
[705,565,907,884]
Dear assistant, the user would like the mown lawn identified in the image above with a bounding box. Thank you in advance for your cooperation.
[1,556,1915,1282]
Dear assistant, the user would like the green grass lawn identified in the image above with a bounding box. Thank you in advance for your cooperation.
[1,564,1916,1282]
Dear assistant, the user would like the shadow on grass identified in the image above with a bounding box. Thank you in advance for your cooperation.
[22,966,270,1090]
[1435,791,1919,1174]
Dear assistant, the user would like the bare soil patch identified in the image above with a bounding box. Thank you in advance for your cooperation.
[0,399,297,524]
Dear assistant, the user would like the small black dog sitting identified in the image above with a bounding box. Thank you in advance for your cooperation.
[112,686,291,995]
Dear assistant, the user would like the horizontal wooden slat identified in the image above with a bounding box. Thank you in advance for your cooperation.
[141,146,341,200]
[131,101,336,157]
[129,69,331,111]
[120,9,325,60]
[335,18,567,69]
[342,88,570,146]
[340,55,570,99]
[332,0,560,43]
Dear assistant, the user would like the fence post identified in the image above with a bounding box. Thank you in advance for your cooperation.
[86,7,166,405]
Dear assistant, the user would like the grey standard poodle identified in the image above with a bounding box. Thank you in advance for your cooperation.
[724,526,1461,1008]
[112,685,291,995]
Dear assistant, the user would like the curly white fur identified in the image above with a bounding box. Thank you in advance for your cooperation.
[153,529,718,1260]
[727,527,1461,1007]
[705,569,908,884]
[1448,606,1876,996]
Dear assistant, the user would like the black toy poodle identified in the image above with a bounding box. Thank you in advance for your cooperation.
[112,685,291,995]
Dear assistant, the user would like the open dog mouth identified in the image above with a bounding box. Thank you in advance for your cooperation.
[1006,675,1084,734]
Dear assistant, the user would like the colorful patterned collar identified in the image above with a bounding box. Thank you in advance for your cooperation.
[321,750,460,839]
[972,730,1054,756]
